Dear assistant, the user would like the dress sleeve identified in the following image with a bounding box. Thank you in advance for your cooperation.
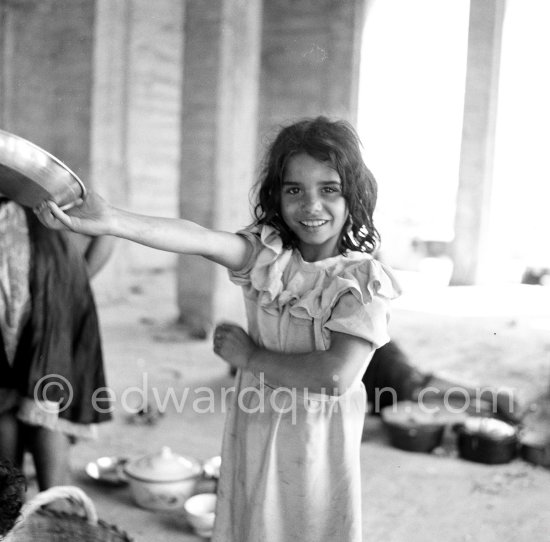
[227,227,263,285]
[323,259,401,349]
[228,225,286,291]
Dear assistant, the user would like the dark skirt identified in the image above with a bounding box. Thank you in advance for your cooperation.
[0,211,111,426]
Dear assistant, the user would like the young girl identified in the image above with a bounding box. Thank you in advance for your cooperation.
[37,116,401,542]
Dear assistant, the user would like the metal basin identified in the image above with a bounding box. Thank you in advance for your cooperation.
[0,129,85,210]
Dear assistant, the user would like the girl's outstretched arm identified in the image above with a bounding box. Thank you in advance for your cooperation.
[36,193,251,271]
[214,322,374,395]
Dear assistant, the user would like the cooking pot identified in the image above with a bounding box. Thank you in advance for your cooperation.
[381,401,446,453]
[0,129,85,210]
[123,447,203,511]
[454,417,518,465]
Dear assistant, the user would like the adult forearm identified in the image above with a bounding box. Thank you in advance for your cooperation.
[84,235,116,277]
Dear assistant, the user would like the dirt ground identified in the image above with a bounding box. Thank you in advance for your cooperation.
[23,268,550,541]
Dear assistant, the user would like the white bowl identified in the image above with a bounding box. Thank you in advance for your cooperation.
[184,493,216,538]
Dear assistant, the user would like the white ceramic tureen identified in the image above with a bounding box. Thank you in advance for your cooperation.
[123,446,203,511]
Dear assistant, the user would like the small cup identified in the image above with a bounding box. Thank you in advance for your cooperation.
[184,492,217,538]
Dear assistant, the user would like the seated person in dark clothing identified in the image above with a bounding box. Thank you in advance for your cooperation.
[364,341,521,423]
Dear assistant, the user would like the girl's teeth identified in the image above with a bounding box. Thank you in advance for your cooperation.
[301,220,326,227]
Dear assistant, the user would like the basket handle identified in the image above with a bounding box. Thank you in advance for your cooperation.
[17,485,99,525]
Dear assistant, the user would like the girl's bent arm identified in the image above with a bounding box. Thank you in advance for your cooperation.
[248,331,374,395]
[215,323,374,395]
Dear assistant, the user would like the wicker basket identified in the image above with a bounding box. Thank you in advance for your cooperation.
[6,486,134,542]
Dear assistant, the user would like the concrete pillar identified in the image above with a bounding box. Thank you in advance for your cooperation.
[89,0,133,300]
[259,0,365,140]
[0,0,94,181]
[450,0,506,285]
[177,0,262,335]
[93,0,184,290]
[91,0,131,207]
[125,0,184,272]
[0,0,123,300]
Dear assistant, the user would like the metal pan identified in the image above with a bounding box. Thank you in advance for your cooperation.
[0,129,86,210]
[85,456,129,486]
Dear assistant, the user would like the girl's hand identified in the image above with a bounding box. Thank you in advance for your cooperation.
[34,192,115,236]
[213,323,256,369]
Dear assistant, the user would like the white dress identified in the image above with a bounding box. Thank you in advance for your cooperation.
[212,226,400,542]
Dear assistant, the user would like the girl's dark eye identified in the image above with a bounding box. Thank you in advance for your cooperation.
[285,187,300,195]
[323,186,340,193]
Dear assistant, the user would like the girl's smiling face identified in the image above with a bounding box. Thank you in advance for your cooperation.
[280,153,348,262]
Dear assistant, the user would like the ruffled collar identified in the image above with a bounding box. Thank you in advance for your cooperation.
[248,226,400,317]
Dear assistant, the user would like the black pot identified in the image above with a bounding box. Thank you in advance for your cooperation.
[381,401,447,453]
[455,417,518,465]
[383,421,445,453]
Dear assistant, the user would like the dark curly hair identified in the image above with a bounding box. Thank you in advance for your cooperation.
[0,459,26,537]
[253,116,380,254]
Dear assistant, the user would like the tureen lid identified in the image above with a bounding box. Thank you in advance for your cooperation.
[124,446,202,482]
